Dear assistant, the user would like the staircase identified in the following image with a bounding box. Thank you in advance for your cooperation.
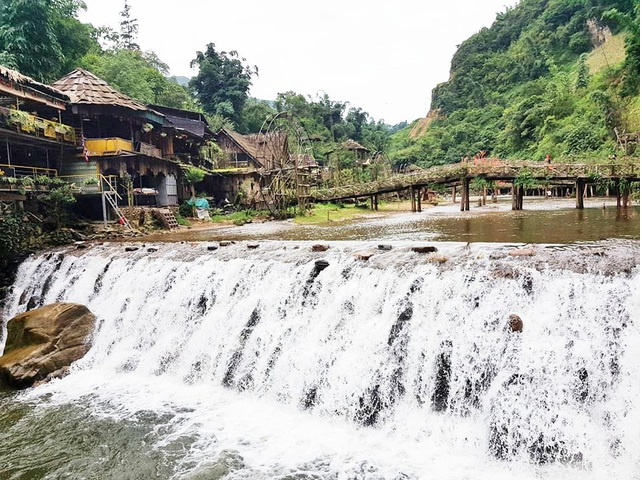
[151,208,179,230]
[100,175,133,230]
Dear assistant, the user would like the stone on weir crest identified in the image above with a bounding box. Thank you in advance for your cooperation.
[354,251,375,261]
[508,249,535,257]
[0,303,96,389]
[411,246,438,253]
[312,244,330,252]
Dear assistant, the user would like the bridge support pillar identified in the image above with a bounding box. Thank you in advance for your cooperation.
[416,188,422,212]
[452,186,457,203]
[374,195,378,211]
[622,183,630,208]
[575,179,584,209]
[460,178,470,211]
[410,187,416,212]
[511,182,524,210]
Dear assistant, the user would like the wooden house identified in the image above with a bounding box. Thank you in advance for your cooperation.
[52,69,185,212]
[0,65,77,207]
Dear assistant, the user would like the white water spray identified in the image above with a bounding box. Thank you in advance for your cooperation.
[2,241,639,479]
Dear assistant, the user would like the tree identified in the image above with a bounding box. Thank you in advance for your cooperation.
[118,0,139,50]
[239,98,277,134]
[183,166,206,199]
[0,0,63,81]
[189,43,258,126]
[575,54,589,90]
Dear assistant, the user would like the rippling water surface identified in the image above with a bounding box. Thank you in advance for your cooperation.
[0,199,639,480]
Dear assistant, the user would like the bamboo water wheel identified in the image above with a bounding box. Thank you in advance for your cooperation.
[257,112,314,217]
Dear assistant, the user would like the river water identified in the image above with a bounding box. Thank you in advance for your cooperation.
[0,200,639,480]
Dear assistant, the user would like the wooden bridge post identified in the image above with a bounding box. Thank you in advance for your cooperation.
[370,196,374,210]
[511,181,518,210]
[416,187,422,212]
[374,194,379,211]
[622,184,631,208]
[460,178,470,211]
[616,182,621,208]
[410,187,416,212]
[575,179,584,209]
[452,186,457,203]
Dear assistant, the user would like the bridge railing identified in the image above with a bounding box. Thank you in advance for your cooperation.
[311,161,640,201]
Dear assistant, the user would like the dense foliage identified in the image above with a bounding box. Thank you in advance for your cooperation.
[388,0,640,168]
[0,0,638,173]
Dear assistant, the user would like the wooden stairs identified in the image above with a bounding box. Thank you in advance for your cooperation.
[151,208,179,230]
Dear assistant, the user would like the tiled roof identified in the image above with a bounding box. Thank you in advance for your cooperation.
[52,68,148,111]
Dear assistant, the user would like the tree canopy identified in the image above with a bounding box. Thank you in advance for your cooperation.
[189,43,258,127]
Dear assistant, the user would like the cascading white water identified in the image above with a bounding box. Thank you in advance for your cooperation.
[2,241,639,479]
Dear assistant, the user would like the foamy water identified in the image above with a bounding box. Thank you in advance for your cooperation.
[1,241,639,479]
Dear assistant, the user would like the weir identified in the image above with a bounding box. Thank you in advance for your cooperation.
[1,241,639,479]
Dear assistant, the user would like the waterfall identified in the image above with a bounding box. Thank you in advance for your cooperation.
[2,241,639,479]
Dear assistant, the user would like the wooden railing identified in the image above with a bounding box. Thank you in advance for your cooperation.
[0,106,77,144]
[311,161,641,201]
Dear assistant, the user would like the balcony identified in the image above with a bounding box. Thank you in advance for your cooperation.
[85,137,134,156]
[0,106,77,145]
[84,138,163,159]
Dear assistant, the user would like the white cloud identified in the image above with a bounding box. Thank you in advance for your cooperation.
[79,0,517,125]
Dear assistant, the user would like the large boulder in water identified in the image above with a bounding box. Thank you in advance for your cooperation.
[0,302,95,389]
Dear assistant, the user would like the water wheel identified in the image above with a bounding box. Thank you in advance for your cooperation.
[256,112,313,217]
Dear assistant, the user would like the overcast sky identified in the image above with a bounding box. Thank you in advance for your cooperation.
[79,0,518,125]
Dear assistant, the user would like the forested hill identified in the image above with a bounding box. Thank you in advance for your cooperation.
[388,0,640,168]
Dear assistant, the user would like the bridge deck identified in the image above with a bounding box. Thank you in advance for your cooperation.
[312,161,640,202]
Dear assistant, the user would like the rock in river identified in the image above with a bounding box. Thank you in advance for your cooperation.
[0,303,96,389]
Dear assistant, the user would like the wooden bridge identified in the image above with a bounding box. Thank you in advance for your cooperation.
[310,160,640,210]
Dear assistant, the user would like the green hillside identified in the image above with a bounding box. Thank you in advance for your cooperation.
[389,0,640,168]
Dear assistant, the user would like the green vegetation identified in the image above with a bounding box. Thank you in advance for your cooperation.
[388,0,640,168]
[293,202,381,225]
[0,0,638,189]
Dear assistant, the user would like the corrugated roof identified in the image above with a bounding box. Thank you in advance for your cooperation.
[0,64,69,102]
[52,68,148,111]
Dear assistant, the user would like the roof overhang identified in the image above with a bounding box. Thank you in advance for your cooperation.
[0,78,67,110]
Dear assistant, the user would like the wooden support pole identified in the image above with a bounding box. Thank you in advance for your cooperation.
[460,181,465,212]
[616,183,621,208]
[575,180,584,209]
[511,182,518,210]
[416,187,422,212]
[101,192,108,225]
[518,185,524,210]
[452,186,457,203]
[370,196,374,210]
[411,187,416,212]
[622,184,630,208]
[464,178,470,211]
[374,194,379,211]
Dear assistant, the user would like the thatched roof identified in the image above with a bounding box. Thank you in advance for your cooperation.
[0,64,69,106]
[290,153,318,169]
[342,139,369,152]
[52,68,148,111]
[217,128,288,169]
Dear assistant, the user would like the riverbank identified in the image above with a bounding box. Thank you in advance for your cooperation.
[131,196,640,244]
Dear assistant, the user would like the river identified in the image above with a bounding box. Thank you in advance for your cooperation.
[0,199,639,480]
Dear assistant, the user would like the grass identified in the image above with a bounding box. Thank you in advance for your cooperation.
[587,33,626,74]
[294,202,386,225]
